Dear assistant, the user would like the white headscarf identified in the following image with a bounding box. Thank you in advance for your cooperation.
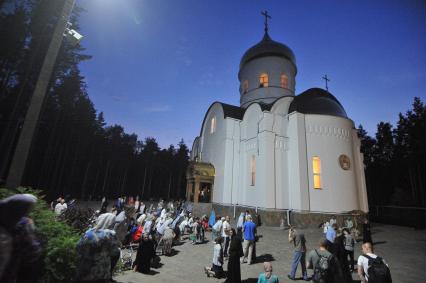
[237,212,245,228]
[94,213,116,230]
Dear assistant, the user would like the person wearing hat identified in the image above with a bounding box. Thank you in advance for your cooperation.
[0,194,41,283]
[76,212,120,282]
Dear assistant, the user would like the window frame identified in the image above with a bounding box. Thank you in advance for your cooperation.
[312,156,322,189]
[280,74,288,89]
[250,155,256,186]
[259,73,269,88]
[210,116,216,134]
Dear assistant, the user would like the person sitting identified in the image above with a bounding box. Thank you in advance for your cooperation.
[133,233,155,274]
[205,236,224,278]
[76,213,120,283]
[258,262,279,283]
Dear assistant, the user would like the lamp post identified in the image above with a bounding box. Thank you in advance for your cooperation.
[6,0,80,189]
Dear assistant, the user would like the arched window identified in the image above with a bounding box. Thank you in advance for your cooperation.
[312,156,322,189]
[210,116,216,134]
[250,155,256,186]
[242,80,249,94]
[280,74,288,89]
[259,73,268,88]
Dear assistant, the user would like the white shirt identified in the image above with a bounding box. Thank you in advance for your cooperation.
[212,243,222,266]
[222,221,230,237]
[357,253,388,281]
[54,203,67,215]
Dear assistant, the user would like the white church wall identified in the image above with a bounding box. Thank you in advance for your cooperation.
[352,129,369,212]
[287,112,310,211]
[222,118,241,205]
[199,103,227,204]
[239,104,267,208]
[304,115,359,213]
[190,136,200,160]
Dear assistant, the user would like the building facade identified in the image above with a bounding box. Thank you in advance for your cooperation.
[187,29,368,225]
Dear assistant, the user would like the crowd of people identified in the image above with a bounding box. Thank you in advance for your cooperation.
[285,216,391,283]
[0,193,392,283]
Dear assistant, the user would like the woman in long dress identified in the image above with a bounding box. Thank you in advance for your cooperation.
[226,228,242,283]
[133,233,155,274]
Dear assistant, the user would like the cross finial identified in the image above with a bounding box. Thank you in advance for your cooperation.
[322,74,330,91]
[261,10,272,33]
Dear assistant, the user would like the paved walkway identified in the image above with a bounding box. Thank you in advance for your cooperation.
[114,223,426,283]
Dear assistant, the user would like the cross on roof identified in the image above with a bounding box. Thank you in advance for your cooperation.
[261,10,271,33]
[322,74,330,91]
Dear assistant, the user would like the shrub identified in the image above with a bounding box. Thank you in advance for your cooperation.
[0,187,81,282]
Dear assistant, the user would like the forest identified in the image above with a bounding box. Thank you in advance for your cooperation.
[0,1,425,209]
[0,0,189,201]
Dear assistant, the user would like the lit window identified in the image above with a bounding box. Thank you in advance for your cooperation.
[210,116,216,134]
[243,80,249,94]
[312,156,322,189]
[280,74,288,89]
[250,155,256,186]
[259,73,268,88]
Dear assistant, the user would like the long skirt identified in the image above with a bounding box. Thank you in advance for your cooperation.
[226,255,241,283]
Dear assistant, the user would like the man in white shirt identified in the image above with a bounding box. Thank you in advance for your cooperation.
[357,242,390,283]
[222,216,231,257]
[54,198,67,215]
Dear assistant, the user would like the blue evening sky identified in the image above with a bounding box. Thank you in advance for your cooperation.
[77,0,426,148]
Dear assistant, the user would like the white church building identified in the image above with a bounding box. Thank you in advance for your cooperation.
[187,24,369,226]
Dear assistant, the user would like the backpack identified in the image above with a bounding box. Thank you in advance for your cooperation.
[363,254,392,283]
[312,250,332,283]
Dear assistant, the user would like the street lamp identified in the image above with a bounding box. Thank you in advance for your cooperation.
[6,0,82,189]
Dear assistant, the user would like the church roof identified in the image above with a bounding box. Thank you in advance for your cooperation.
[239,32,296,71]
[289,88,348,118]
[220,102,245,120]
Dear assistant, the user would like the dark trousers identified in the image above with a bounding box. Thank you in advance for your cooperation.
[346,250,354,270]
[223,236,230,256]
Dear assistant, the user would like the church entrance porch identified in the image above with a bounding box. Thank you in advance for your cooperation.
[185,161,215,203]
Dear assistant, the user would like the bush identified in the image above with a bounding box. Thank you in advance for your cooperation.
[0,187,81,282]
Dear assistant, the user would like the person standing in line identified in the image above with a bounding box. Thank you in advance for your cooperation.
[357,242,392,283]
[236,212,245,239]
[306,238,345,283]
[287,227,308,281]
[222,216,231,257]
[343,228,355,271]
[362,218,372,244]
[257,262,279,283]
[241,215,256,265]
[334,229,352,282]
[326,224,337,253]
[212,216,223,241]
[226,228,243,283]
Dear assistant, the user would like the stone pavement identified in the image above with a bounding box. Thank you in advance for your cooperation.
[114,223,426,283]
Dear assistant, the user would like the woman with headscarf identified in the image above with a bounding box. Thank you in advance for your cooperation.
[162,227,175,255]
[226,228,243,283]
[257,262,279,283]
[236,212,245,239]
[205,236,224,278]
[76,212,120,283]
[208,209,216,228]
[0,194,41,283]
[133,233,156,274]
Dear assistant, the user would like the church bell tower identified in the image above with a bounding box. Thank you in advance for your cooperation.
[238,11,297,108]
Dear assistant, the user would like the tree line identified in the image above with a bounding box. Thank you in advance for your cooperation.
[0,0,189,200]
[358,97,426,208]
